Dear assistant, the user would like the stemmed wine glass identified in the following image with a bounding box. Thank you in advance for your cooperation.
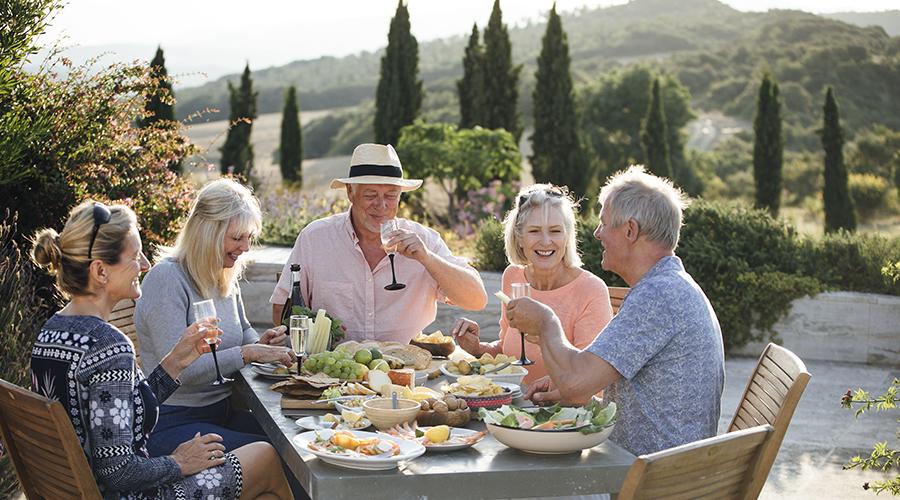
[193,299,231,385]
[289,315,308,371]
[380,219,406,291]
[510,283,535,366]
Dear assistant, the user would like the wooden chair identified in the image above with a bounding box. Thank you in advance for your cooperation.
[727,343,811,499]
[618,424,776,500]
[0,378,102,500]
[608,286,629,315]
[109,298,140,368]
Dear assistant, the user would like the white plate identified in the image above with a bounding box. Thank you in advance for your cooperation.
[438,363,527,386]
[421,427,487,451]
[295,415,371,431]
[293,429,426,470]
[250,364,294,379]
[443,381,521,398]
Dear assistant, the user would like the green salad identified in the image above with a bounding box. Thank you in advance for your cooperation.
[478,400,617,435]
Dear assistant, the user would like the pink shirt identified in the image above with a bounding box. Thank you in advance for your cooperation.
[270,211,474,344]
[498,265,613,385]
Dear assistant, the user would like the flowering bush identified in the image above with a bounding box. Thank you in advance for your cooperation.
[454,179,521,239]
[841,381,900,495]
[1,54,200,252]
[256,174,349,246]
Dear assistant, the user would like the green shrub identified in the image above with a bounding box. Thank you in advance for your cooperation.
[472,218,507,272]
[849,172,892,222]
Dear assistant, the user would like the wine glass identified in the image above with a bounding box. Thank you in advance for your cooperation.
[510,283,535,366]
[193,299,231,385]
[289,315,308,371]
[380,219,406,291]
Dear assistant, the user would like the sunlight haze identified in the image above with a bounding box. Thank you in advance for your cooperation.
[36,0,898,88]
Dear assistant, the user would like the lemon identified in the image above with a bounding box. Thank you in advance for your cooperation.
[424,425,450,444]
[341,409,363,423]
[354,348,373,365]
[370,348,382,360]
[323,413,340,423]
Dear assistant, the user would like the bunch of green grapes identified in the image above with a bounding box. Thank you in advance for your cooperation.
[303,348,364,380]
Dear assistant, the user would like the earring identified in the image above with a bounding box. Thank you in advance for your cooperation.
[103,280,108,284]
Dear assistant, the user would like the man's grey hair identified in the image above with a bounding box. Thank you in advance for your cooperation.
[598,165,690,251]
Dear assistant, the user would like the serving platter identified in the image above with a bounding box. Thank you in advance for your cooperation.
[295,415,371,432]
[486,422,615,454]
[293,429,426,470]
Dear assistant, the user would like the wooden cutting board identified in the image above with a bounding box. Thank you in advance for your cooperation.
[281,395,326,409]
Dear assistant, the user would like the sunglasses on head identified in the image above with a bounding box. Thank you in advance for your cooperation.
[518,186,568,207]
[88,202,111,260]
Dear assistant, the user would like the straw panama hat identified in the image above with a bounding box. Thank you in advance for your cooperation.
[330,143,423,192]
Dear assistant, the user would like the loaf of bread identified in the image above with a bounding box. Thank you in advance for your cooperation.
[385,345,432,370]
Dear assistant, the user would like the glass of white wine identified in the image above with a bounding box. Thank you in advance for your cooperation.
[193,299,231,385]
[510,283,535,366]
[289,315,308,370]
[380,219,406,291]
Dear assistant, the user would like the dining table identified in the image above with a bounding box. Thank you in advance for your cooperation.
[233,364,637,500]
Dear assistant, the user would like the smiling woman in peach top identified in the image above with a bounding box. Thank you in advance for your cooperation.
[451,184,613,386]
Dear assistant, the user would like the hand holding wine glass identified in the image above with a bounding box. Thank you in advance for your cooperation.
[193,299,231,385]
[380,219,406,291]
[510,283,535,366]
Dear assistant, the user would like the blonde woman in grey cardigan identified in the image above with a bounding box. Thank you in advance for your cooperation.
[31,199,293,499]
[135,178,296,457]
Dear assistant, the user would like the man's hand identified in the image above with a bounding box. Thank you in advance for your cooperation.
[386,228,429,263]
[506,297,556,343]
[450,317,481,356]
[524,376,562,406]
[258,325,287,346]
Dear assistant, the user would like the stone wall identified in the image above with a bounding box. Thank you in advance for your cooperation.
[730,292,900,365]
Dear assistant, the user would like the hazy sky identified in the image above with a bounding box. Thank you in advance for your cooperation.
[36,0,897,87]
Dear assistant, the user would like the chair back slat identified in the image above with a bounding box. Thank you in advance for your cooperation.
[728,343,811,500]
[608,287,629,315]
[618,425,775,500]
[0,378,102,500]
[110,298,140,368]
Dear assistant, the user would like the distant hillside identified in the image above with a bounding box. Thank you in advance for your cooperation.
[822,10,900,37]
[174,0,899,149]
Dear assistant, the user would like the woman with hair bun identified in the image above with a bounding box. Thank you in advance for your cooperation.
[450,183,614,386]
[135,177,295,457]
[30,200,293,500]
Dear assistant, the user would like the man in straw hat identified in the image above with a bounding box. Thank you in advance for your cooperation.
[270,143,487,344]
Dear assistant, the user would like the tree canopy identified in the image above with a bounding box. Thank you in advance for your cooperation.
[374,0,423,146]
[280,84,303,186]
[752,69,784,218]
[482,0,523,143]
[220,63,258,176]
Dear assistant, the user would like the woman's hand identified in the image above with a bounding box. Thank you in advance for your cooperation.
[450,317,481,356]
[524,376,562,406]
[242,343,296,367]
[258,325,287,346]
[172,432,226,476]
[160,320,216,379]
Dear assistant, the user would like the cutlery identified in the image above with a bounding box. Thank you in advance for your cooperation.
[310,395,374,405]
[484,362,512,374]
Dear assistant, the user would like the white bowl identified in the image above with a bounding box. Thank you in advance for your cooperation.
[439,363,527,386]
[485,422,615,454]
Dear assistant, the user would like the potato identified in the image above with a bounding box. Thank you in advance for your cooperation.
[458,359,472,375]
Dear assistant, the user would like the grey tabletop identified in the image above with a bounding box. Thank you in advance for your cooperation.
[234,365,636,500]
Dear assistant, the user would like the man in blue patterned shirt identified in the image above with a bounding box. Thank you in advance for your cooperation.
[509,165,725,456]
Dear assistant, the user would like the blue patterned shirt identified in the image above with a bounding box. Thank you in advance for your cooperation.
[586,256,725,456]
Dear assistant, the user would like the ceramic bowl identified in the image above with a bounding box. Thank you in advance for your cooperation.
[439,363,527,386]
[362,397,421,430]
[410,339,456,357]
[486,422,615,454]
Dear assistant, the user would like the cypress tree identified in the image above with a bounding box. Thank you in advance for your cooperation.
[458,24,485,129]
[482,0,523,143]
[280,85,303,186]
[752,69,784,218]
[220,63,258,177]
[374,0,423,146]
[530,3,587,195]
[140,46,180,173]
[140,46,176,128]
[640,78,673,179]
[821,86,857,233]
